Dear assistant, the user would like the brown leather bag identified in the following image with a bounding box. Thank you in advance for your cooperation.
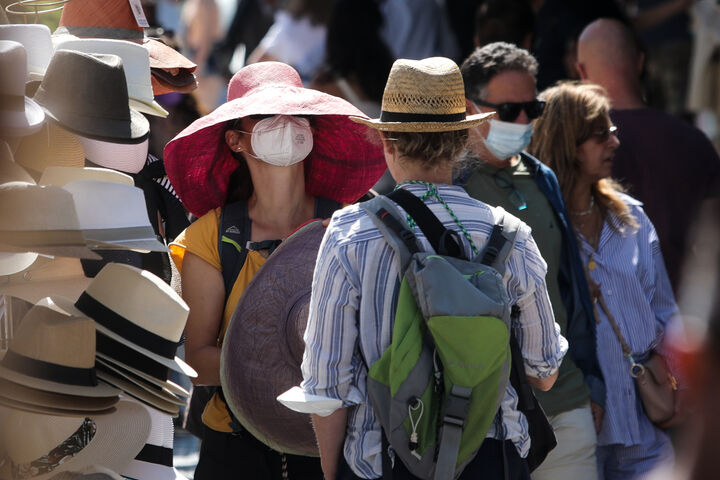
[585,268,681,427]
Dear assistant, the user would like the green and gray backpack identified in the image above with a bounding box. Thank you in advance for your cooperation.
[360,189,522,480]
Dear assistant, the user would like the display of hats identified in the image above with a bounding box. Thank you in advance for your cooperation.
[164,61,386,218]
[220,220,327,456]
[0,24,53,81]
[40,166,134,187]
[0,40,45,137]
[54,0,197,95]
[77,135,149,175]
[34,50,149,144]
[14,122,86,178]
[0,300,119,400]
[60,180,168,253]
[54,37,169,117]
[121,401,188,480]
[350,57,494,132]
[0,400,151,480]
[0,256,92,303]
[0,182,101,260]
[94,363,180,417]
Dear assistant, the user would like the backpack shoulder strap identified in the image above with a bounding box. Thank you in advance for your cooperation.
[479,207,523,276]
[218,200,251,302]
[314,197,342,219]
[387,189,464,259]
[360,196,421,276]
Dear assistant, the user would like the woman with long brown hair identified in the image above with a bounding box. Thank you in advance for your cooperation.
[529,82,679,479]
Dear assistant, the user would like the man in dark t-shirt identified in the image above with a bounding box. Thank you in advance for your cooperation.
[577,18,720,289]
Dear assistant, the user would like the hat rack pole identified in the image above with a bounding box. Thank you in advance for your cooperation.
[5,0,71,23]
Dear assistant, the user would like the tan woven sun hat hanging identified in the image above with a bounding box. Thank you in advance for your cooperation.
[350,56,495,133]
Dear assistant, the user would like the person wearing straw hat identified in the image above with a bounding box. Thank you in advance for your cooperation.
[165,61,385,479]
[295,57,567,480]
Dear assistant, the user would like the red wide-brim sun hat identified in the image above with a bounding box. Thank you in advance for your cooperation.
[164,62,386,218]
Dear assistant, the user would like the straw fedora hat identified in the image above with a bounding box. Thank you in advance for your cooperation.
[49,466,123,480]
[54,38,169,118]
[40,167,134,187]
[0,400,151,480]
[14,122,86,178]
[0,301,119,398]
[60,180,167,253]
[220,220,327,456]
[94,363,181,417]
[0,257,92,304]
[121,401,187,480]
[95,357,185,406]
[0,182,101,260]
[0,377,119,413]
[0,40,45,137]
[350,57,494,132]
[34,50,149,144]
[70,263,195,378]
[77,135,149,175]
[0,24,53,81]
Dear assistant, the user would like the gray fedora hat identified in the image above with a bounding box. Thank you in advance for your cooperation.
[220,220,327,456]
[34,50,149,144]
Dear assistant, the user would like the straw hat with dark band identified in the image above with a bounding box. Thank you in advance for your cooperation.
[350,57,494,132]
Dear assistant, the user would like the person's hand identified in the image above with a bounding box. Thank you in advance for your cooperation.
[591,401,605,433]
[322,218,331,228]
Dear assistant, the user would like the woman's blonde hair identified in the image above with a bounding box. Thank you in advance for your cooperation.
[528,82,638,231]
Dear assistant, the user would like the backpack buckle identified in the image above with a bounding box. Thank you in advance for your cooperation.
[442,385,472,428]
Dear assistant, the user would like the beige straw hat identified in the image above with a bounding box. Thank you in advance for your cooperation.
[14,122,85,178]
[0,256,92,304]
[94,366,180,417]
[40,166,134,187]
[0,376,119,413]
[350,57,494,132]
[0,301,119,398]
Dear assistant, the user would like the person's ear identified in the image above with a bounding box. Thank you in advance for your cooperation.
[576,61,588,80]
[380,134,395,158]
[225,129,243,152]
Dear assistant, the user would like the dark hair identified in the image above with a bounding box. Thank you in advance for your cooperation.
[221,121,254,204]
[460,41,539,101]
[315,0,394,102]
[383,130,469,171]
[474,0,535,50]
[286,0,333,26]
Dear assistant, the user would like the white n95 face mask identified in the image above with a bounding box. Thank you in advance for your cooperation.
[250,115,313,167]
[482,119,533,160]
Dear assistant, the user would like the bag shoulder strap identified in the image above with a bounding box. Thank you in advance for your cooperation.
[479,207,522,276]
[386,189,464,259]
[218,200,251,302]
[314,197,342,219]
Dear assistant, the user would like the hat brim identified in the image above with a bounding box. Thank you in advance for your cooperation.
[0,97,46,137]
[0,258,92,304]
[0,360,120,398]
[97,371,180,417]
[0,240,103,260]
[129,97,169,118]
[0,377,119,412]
[41,107,149,145]
[96,351,189,397]
[220,220,326,456]
[0,251,38,275]
[0,399,151,480]
[96,357,186,405]
[123,461,187,480]
[348,111,495,132]
[84,230,169,254]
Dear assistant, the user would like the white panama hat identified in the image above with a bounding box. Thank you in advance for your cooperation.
[0,40,45,137]
[0,24,53,81]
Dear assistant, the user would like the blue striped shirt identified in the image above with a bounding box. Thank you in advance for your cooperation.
[300,184,567,479]
[576,194,679,447]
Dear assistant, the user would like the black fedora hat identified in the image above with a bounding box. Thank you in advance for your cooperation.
[34,50,149,144]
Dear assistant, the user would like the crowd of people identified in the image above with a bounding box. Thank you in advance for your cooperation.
[0,1,719,480]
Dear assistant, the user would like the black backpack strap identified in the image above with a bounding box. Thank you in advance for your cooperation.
[387,189,464,259]
[218,201,252,302]
[314,196,342,219]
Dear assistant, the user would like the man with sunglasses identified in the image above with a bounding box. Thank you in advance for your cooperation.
[460,42,603,480]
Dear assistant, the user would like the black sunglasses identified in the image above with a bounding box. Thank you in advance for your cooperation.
[474,99,546,122]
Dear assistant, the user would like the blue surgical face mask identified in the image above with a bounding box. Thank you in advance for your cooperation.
[482,118,533,160]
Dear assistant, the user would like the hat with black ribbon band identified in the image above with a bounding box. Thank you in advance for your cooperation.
[1,349,97,387]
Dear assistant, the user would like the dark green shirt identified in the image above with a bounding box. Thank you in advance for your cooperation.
[465,158,589,416]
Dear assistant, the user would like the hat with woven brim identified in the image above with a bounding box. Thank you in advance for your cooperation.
[0,377,119,413]
[14,122,86,177]
[34,50,149,144]
[54,0,197,95]
[164,61,386,218]
[95,366,180,417]
[0,301,120,398]
[220,220,326,456]
[40,166,134,187]
[349,57,494,132]
[0,40,45,137]
[95,357,185,406]
[0,182,101,260]
[0,400,151,480]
